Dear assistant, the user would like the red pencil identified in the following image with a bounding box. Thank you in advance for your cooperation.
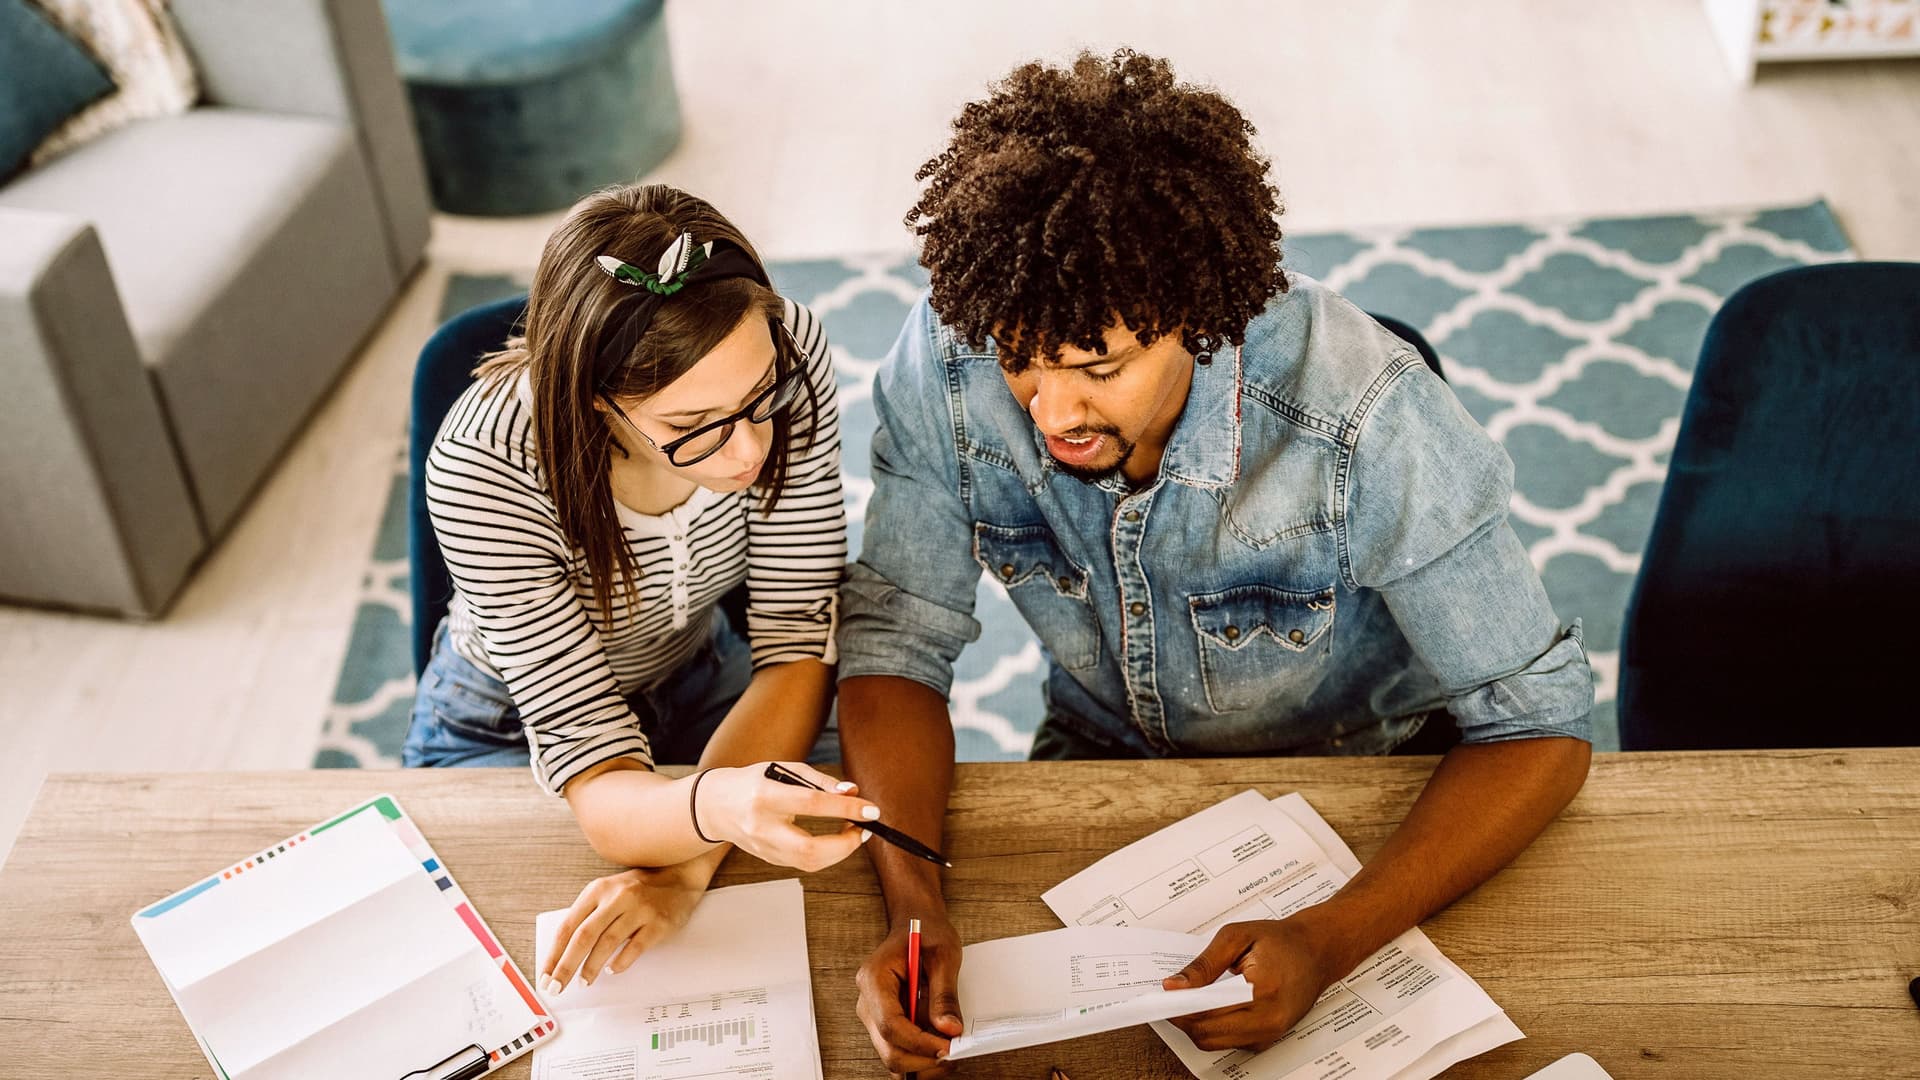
[906,917,923,1029]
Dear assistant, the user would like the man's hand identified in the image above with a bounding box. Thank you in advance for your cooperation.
[854,913,965,1078]
[1162,918,1339,1053]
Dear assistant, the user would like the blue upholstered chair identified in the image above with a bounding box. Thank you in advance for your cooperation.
[1619,262,1920,750]
[409,295,527,676]
[1372,313,1446,381]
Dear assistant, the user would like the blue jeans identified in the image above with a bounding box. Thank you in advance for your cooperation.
[404,615,840,769]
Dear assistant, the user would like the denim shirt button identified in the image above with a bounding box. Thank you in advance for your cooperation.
[1288,628,1305,644]
[1124,510,1141,523]
[1057,577,1073,590]
[1129,601,1146,617]
[1000,563,1016,580]
[1224,626,1241,641]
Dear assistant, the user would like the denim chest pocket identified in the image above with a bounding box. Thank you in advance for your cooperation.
[1189,585,1336,714]
[972,523,1102,671]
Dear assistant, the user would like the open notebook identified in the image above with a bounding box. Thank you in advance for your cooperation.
[132,795,556,1079]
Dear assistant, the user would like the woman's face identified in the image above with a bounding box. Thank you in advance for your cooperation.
[606,313,782,493]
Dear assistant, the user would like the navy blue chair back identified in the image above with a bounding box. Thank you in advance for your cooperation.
[1371,313,1446,381]
[409,295,529,677]
[1619,262,1920,749]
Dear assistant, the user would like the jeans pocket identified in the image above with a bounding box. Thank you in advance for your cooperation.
[428,668,522,746]
[1190,584,1336,714]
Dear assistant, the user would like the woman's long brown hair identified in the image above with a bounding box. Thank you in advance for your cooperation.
[475,184,819,626]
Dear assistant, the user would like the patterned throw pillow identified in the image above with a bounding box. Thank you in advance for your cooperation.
[26,0,199,167]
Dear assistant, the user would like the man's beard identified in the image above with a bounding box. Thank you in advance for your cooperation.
[1050,429,1136,484]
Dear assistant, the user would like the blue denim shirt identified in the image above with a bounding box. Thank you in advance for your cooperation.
[837,273,1593,755]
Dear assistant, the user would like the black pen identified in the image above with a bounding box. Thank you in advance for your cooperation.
[762,762,953,867]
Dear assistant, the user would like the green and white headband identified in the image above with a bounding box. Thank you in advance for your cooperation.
[596,231,715,295]
[590,232,771,386]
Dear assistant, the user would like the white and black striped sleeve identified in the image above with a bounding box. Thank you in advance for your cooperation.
[744,301,849,667]
[424,385,654,794]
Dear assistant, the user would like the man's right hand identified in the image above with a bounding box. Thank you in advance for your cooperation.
[855,913,965,1078]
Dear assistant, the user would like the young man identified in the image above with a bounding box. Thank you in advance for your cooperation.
[837,51,1593,1077]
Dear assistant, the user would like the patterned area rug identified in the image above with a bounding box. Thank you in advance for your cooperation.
[315,200,1852,767]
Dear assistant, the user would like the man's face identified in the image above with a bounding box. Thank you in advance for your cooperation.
[1000,318,1196,484]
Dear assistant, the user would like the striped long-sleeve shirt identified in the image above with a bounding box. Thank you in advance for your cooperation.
[425,299,846,794]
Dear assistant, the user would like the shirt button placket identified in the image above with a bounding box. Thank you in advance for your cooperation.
[1112,491,1170,753]
[667,517,691,630]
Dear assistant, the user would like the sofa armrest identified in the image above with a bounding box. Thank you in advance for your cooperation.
[168,0,431,279]
[0,208,205,616]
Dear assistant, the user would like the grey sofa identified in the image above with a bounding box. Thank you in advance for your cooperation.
[0,0,430,616]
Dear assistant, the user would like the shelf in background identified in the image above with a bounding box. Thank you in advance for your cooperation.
[1705,0,1920,82]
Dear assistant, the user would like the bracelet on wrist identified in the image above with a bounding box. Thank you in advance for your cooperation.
[689,768,719,845]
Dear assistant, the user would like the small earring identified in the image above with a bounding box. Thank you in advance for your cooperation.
[1194,333,1217,366]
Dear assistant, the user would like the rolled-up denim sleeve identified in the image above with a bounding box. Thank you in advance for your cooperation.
[836,296,983,696]
[1341,357,1594,744]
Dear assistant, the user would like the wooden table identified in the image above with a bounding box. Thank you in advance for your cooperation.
[0,752,1915,1078]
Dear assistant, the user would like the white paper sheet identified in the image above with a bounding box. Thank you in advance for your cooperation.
[533,878,823,1080]
[1524,1053,1616,1079]
[1042,790,1522,1080]
[945,925,1254,1059]
[1271,793,1525,1080]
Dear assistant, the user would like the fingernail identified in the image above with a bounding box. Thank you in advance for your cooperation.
[546,977,562,996]
[861,805,881,820]
[860,829,872,843]
[834,780,856,792]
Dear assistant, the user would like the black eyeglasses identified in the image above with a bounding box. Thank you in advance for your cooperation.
[609,354,806,467]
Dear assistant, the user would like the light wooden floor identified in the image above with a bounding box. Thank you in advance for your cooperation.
[3,0,1915,863]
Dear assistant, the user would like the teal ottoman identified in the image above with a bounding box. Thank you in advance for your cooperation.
[384,0,680,216]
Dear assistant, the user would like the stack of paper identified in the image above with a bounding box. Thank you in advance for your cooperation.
[1041,790,1523,1079]
[533,878,823,1080]
[946,925,1255,1059]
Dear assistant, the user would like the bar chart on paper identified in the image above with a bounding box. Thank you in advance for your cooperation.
[537,985,803,1079]
[646,990,770,1054]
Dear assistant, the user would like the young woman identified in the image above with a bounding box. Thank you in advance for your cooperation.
[405,184,873,995]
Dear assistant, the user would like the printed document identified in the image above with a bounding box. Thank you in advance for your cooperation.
[533,878,822,1080]
[947,925,1255,1059]
[1041,790,1522,1079]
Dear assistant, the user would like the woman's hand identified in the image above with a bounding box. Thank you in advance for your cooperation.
[540,862,711,995]
[693,762,879,871]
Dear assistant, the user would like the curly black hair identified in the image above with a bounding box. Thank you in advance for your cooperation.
[907,49,1285,371]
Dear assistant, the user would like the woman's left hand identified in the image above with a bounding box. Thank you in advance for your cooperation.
[540,863,709,995]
